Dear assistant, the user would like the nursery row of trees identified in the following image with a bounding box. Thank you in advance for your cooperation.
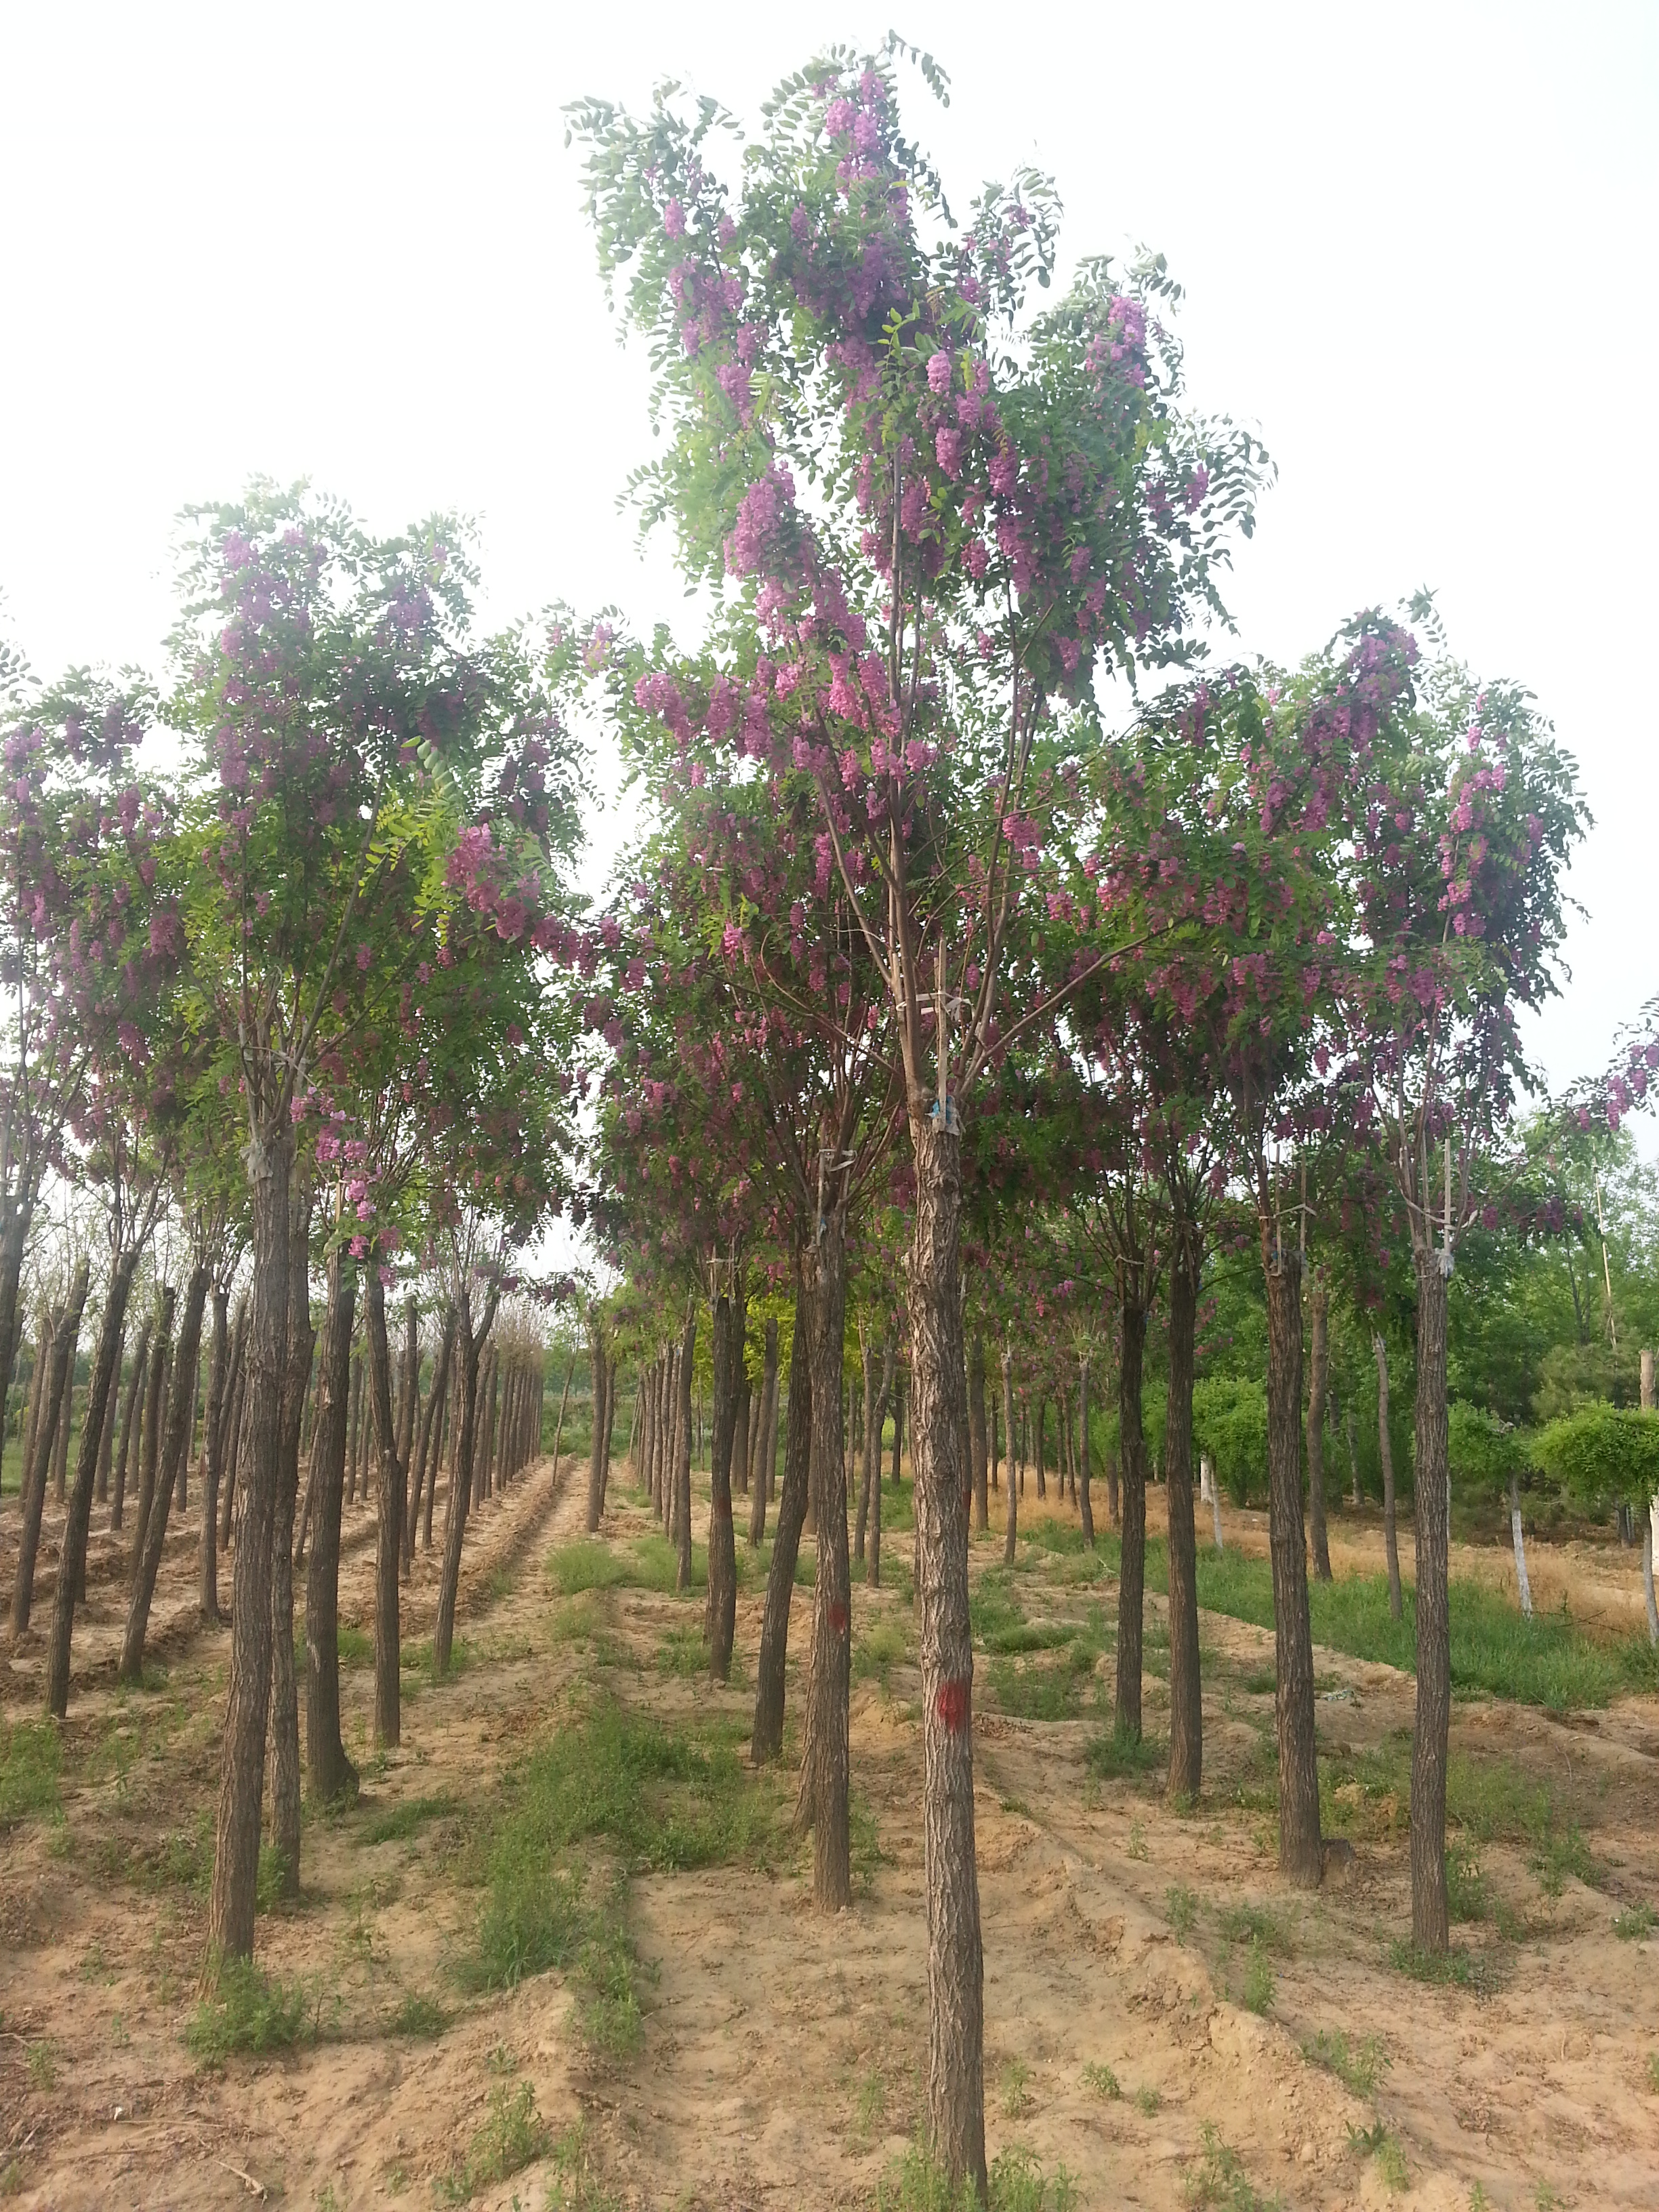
[5,37,1653,2205]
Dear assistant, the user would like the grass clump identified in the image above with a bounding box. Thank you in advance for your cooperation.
[1216,1903,1292,1954]
[358,1793,458,1846]
[547,1540,637,1596]
[1612,1901,1655,1940]
[1182,2125,1284,2211]
[435,2081,549,2203]
[1000,2057,1032,2117]
[186,1956,316,2062]
[1081,2061,1120,2099]
[986,1641,1095,1721]
[875,2139,1076,2211]
[1387,1938,1494,1992]
[1302,2028,1389,2097]
[853,1620,908,1686]
[387,1990,449,2038]
[1348,2121,1410,2190]
[1165,1885,1198,1939]
[0,1717,61,1830]
[546,2116,623,2211]
[1084,1725,1164,1782]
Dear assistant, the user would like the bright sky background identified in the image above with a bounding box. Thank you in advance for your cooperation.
[2,1,1654,1117]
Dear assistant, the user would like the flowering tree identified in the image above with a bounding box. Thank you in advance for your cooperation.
[571,47,1266,2175]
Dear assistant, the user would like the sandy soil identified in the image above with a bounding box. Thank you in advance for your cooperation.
[3,1462,1658,2211]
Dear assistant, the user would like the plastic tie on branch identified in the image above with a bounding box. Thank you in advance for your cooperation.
[1437,1246,1455,1279]
[929,1097,960,1134]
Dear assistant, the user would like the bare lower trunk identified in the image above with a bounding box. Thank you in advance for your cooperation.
[407,1307,455,1576]
[1265,1246,1322,1887]
[1115,1293,1147,1742]
[1001,1353,1017,1565]
[0,1205,35,1448]
[752,1267,810,1764]
[586,1319,608,1532]
[854,1330,875,1565]
[305,1250,358,1804]
[1165,1240,1202,1801]
[200,1288,230,1622]
[1208,1454,1225,1551]
[968,1333,988,1532]
[1078,1357,1094,1544]
[1307,1271,1332,1582]
[1644,1511,1659,1648]
[121,1263,210,1681]
[131,1295,173,1587]
[1508,1468,1534,1620]
[749,1319,778,1547]
[1410,1250,1451,1954]
[706,1280,739,1683]
[12,1263,90,1637]
[907,1116,985,2198]
[732,1370,750,1496]
[1343,1394,1361,1507]
[1374,1333,1403,1619]
[267,1173,314,1902]
[674,1311,695,1591]
[209,1126,292,1966]
[110,1317,150,1535]
[798,1210,850,1908]
[47,1250,142,1715]
[366,1265,407,1750]
[434,1286,497,1676]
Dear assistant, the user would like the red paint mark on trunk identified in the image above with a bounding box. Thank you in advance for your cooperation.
[828,1601,848,1634]
[934,1677,970,1732]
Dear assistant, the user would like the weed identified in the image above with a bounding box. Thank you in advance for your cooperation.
[1182,2124,1282,2210]
[1301,2028,1389,2097]
[545,2117,622,2210]
[1530,1824,1601,1897]
[186,1956,315,2062]
[654,1622,707,1677]
[1127,1822,1149,1862]
[358,1793,459,1846]
[1085,1726,1164,1782]
[876,2139,1076,2212]
[0,1717,62,1829]
[547,1540,636,1596]
[1216,1904,1291,1955]
[1134,2085,1162,2116]
[1165,1885,1198,1940]
[1001,2057,1032,2117]
[25,2039,54,2089]
[388,1991,449,2038]
[1348,2123,1409,2190]
[1612,1901,1654,1940]
[1081,2062,1120,2100]
[1237,1942,1275,2018]
[987,2145,1078,2212]
[1387,1938,1491,1992]
[985,1639,1094,1720]
[852,2065,888,2144]
[853,1620,908,1685]
[0,2157,23,2198]
[1647,2051,1659,2093]
[850,1786,888,1894]
[436,2081,549,2203]
[1469,2187,1490,2211]
[1446,1848,1491,1924]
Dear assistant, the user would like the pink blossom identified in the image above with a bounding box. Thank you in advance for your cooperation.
[927,351,953,395]
[663,197,685,239]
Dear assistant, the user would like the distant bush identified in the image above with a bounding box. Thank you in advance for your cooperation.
[1532,1403,1659,1511]
[1192,1378,1268,1507]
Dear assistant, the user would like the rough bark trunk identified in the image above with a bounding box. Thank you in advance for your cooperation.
[266,1171,314,1904]
[1410,1250,1452,1954]
[1375,1333,1403,1620]
[1001,1353,1017,1566]
[798,1212,850,1908]
[1307,1271,1332,1582]
[47,1249,142,1715]
[110,1315,150,1536]
[1115,1292,1147,1743]
[968,1333,988,1533]
[52,1366,73,1507]
[586,1319,608,1533]
[200,1286,230,1623]
[705,1279,739,1683]
[366,1263,405,1750]
[121,1263,209,1681]
[218,1305,247,1549]
[752,1268,810,1763]
[209,1125,292,1965]
[12,1262,89,1637]
[131,1294,173,1586]
[907,1117,985,2198]
[1078,1357,1094,1545]
[749,1318,779,1547]
[1265,1247,1322,1887]
[1165,1239,1202,1802]
[305,1248,358,1805]
[674,1311,695,1591]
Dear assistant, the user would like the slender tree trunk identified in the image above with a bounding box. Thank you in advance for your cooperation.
[752,1268,811,1763]
[1340,1391,1361,1507]
[121,1263,209,1681]
[854,1328,875,1565]
[1410,1248,1452,1953]
[199,1287,230,1622]
[407,1307,455,1574]
[890,1370,905,1490]
[365,1264,405,1750]
[907,1117,985,2199]
[549,1354,571,1475]
[1115,1290,1147,1743]
[1165,1237,1202,1802]
[266,1170,314,1904]
[1307,1270,1332,1582]
[209,1124,293,1967]
[733,1369,750,1496]
[0,1203,36,1448]
[1265,1246,1322,1888]
[798,1212,850,1907]
[47,1249,143,1714]
[12,1263,89,1637]
[219,1353,247,1551]
[111,1318,150,1534]
[1207,1453,1225,1550]
[674,1311,695,1590]
[968,1333,988,1533]
[131,1294,174,1586]
[345,1347,363,1507]
[1507,1466,1534,1619]
[706,1279,740,1685]
[1078,1357,1094,1545]
[1375,1333,1403,1620]
[1001,1353,1018,1565]
[305,1249,358,1803]
[434,1287,497,1676]
[586,1319,608,1532]
[749,1318,779,1547]
[1034,1393,1046,1502]
[52,1359,74,1506]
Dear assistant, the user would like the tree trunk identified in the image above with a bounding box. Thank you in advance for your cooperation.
[305,1248,358,1804]
[1375,1333,1403,1620]
[854,1328,875,1566]
[1165,1237,1202,1802]
[907,1116,985,2199]
[798,1211,851,1908]
[1001,1353,1017,1565]
[749,1318,779,1547]
[365,1263,406,1750]
[890,1370,904,1490]
[674,1310,695,1591]
[12,1263,89,1637]
[733,1368,750,1496]
[209,1124,293,1966]
[1410,1249,1452,1954]
[1034,1394,1046,1502]
[121,1263,209,1681]
[345,1346,363,1507]
[0,1204,37,1454]
[434,1286,497,1676]
[1307,1271,1332,1582]
[1207,1453,1225,1551]
[1265,1246,1322,1888]
[1507,1467,1533,1619]
[266,1170,314,1904]
[52,1368,73,1505]
[110,1315,150,1535]
[1078,1357,1094,1544]
[752,1267,810,1763]
[407,1306,455,1574]
[47,1249,143,1715]
[1341,1393,1361,1507]
[199,1286,230,1623]
[586,1319,608,1532]
[1115,1291,1147,1743]
[706,1279,739,1683]
[131,1294,174,1586]
[968,1333,988,1533]
[549,1354,571,1477]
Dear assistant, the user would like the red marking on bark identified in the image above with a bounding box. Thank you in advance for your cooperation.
[828,1601,848,1634]
[934,1677,970,1732]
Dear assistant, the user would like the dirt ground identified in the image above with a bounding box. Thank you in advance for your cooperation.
[3,1458,1658,2211]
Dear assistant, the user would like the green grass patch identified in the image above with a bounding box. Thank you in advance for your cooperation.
[548,1540,637,1595]
[1387,1938,1494,1992]
[986,1640,1096,1721]
[1613,1901,1655,1940]
[655,1622,708,1677]
[1217,1903,1292,1955]
[1084,1725,1165,1782]
[1347,2121,1409,2191]
[0,1717,62,1829]
[387,1990,450,2038]
[1302,2028,1389,2097]
[1166,1885,1198,1939]
[357,1793,458,1846]
[435,2080,549,2203]
[1183,2124,1284,2210]
[876,2138,1078,2211]
[1081,2060,1120,2099]
[853,1620,908,1686]
[186,1957,318,2062]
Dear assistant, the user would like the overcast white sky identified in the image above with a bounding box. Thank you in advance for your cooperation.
[2,1,1654,1110]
